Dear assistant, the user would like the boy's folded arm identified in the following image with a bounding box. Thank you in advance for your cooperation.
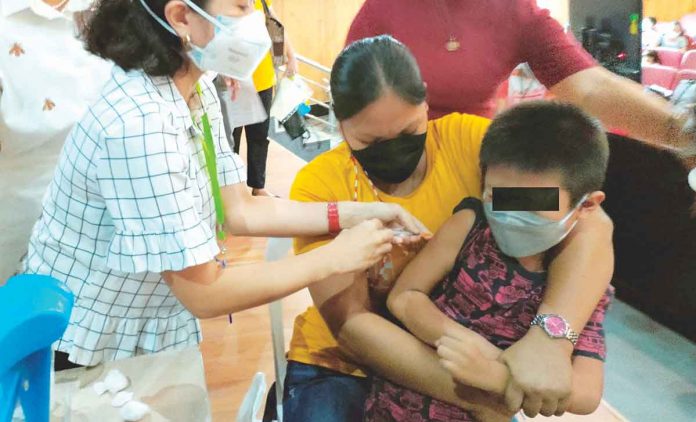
[386,209,517,397]
[567,356,604,414]
[337,310,514,417]
[564,293,610,415]
[395,290,478,347]
[447,353,604,411]
[387,209,476,332]
[316,276,512,415]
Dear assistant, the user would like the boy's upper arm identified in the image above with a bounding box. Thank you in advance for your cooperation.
[390,209,477,299]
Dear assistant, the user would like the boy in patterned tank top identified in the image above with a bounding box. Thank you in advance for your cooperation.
[365,101,614,422]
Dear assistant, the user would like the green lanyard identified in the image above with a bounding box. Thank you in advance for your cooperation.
[194,83,226,244]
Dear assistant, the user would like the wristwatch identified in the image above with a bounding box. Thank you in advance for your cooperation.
[530,314,579,346]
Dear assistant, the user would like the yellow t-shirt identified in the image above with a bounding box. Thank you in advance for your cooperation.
[287,113,491,377]
[252,0,276,92]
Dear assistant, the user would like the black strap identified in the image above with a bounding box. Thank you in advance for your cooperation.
[260,0,271,17]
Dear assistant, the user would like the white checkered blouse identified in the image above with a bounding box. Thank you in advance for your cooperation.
[23,66,246,366]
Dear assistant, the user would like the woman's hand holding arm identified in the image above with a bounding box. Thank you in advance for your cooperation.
[163,219,393,318]
[222,183,428,238]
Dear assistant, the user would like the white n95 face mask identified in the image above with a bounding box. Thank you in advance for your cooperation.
[29,0,108,19]
[29,0,70,19]
[139,0,271,80]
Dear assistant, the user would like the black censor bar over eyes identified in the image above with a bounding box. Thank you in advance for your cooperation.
[492,187,560,211]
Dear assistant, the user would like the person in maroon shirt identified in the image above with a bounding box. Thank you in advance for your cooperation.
[347,0,694,150]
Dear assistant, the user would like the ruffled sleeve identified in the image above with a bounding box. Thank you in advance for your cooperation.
[97,106,220,273]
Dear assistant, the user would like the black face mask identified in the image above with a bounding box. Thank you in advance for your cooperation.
[352,132,427,184]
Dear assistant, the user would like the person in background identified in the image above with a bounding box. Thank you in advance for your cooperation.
[23,0,425,371]
[217,0,297,197]
[280,36,613,422]
[642,50,660,66]
[642,16,660,49]
[660,21,690,52]
[367,102,614,421]
[347,0,696,157]
[0,0,112,283]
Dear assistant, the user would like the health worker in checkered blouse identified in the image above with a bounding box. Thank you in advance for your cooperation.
[21,0,428,370]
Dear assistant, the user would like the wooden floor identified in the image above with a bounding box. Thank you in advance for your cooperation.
[200,141,628,421]
[200,140,312,420]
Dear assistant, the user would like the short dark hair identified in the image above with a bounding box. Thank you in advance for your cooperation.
[674,21,684,33]
[645,50,660,63]
[647,16,657,26]
[331,35,426,120]
[84,0,207,77]
[480,101,609,204]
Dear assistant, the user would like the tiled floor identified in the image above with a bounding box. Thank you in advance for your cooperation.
[603,300,696,422]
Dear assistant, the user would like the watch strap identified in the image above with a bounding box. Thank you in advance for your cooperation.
[531,314,579,346]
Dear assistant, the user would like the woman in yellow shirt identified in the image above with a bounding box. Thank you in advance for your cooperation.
[279,36,614,421]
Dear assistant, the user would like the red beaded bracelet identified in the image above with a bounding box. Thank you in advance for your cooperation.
[328,202,341,235]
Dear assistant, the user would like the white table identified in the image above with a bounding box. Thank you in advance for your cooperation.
[50,347,211,422]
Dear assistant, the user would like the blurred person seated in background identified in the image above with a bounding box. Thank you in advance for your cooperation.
[642,50,660,66]
[642,16,661,49]
[659,21,690,52]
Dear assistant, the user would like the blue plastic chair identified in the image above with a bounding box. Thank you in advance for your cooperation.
[0,275,74,422]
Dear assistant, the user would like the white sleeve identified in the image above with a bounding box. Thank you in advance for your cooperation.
[97,109,220,273]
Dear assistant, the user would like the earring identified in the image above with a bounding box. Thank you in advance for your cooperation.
[182,34,192,50]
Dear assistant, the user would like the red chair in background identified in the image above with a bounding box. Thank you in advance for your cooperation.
[674,69,696,87]
[642,64,678,89]
[681,50,696,70]
[654,47,684,68]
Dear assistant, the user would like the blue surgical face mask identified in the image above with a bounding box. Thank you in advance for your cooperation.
[139,0,271,80]
[483,194,589,258]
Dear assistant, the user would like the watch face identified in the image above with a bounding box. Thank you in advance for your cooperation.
[544,315,568,337]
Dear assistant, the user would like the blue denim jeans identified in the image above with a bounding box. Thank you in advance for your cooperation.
[282,361,370,422]
[280,361,519,422]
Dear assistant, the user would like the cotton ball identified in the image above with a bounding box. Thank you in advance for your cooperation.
[104,369,129,394]
[689,168,696,192]
[92,381,107,396]
[119,400,150,421]
[111,391,134,408]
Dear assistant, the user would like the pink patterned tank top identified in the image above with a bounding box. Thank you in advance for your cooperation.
[364,198,613,422]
